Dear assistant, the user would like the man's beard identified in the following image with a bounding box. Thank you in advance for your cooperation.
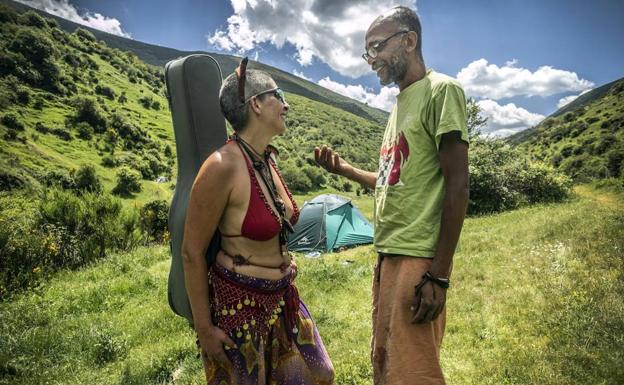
[378,52,408,86]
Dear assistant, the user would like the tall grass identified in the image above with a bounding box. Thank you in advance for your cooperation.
[0,185,622,384]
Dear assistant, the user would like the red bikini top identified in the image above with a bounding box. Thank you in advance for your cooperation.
[221,141,299,241]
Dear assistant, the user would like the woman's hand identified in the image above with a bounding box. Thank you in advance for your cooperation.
[314,145,353,177]
[196,325,237,367]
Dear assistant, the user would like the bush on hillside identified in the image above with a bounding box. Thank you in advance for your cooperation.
[9,29,54,63]
[0,189,144,296]
[18,11,47,29]
[16,87,30,105]
[140,200,169,243]
[512,163,572,204]
[71,97,107,132]
[51,127,72,141]
[101,155,118,168]
[0,4,18,24]
[72,165,102,194]
[40,165,103,194]
[76,122,94,140]
[34,121,49,133]
[0,171,26,191]
[1,113,24,131]
[468,139,572,215]
[95,85,116,100]
[41,169,76,190]
[74,27,96,43]
[138,96,153,109]
[7,28,60,90]
[280,161,313,193]
[112,167,142,196]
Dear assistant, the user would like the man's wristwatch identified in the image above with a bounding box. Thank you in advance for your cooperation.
[423,271,450,289]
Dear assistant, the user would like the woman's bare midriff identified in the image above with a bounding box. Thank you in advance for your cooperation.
[216,236,292,280]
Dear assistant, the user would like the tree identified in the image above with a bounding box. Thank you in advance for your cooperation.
[466,98,488,140]
[72,165,102,194]
[112,167,142,196]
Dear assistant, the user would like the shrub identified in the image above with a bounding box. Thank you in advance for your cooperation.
[38,189,125,263]
[0,189,146,296]
[117,92,127,104]
[71,97,107,132]
[34,121,49,133]
[92,329,127,366]
[8,29,59,88]
[112,167,142,196]
[3,129,20,141]
[101,155,117,168]
[140,200,169,242]
[41,169,76,190]
[16,87,30,105]
[468,139,571,215]
[95,84,116,100]
[0,194,45,296]
[72,165,102,194]
[18,11,47,28]
[33,97,44,110]
[74,27,96,42]
[9,29,54,63]
[0,4,18,24]
[302,165,326,187]
[607,147,624,177]
[138,96,153,109]
[76,122,94,140]
[280,162,313,193]
[513,163,572,204]
[51,127,72,141]
[1,113,25,131]
[163,144,173,158]
[0,171,26,191]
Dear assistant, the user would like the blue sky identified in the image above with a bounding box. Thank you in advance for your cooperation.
[18,0,624,136]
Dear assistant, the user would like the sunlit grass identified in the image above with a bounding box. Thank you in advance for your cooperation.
[1,185,622,384]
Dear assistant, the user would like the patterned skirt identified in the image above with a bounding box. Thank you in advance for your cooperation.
[203,263,334,385]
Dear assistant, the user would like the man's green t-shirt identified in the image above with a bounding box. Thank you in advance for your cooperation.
[374,69,469,257]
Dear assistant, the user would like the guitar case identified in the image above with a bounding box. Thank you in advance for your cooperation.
[164,54,227,327]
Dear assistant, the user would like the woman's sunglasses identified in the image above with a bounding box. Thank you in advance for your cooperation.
[236,57,286,105]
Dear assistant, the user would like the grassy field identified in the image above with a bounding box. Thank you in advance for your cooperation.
[1,185,623,385]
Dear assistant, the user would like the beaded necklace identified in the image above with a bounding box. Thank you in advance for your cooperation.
[232,133,294,267]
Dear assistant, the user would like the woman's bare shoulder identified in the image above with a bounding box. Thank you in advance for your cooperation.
[196,141,241,180]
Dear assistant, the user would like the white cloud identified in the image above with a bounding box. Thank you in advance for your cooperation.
[16,0,131,37]
[477,99,545,137]
[457,59,593,100]
[557,88,592,109]
[318,77,398,111]
[293,70,311,81]
[207,0,417,77]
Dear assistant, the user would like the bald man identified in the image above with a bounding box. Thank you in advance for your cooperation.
[315,6,469,385]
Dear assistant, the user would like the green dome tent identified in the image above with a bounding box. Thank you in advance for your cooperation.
[288,194,374,253]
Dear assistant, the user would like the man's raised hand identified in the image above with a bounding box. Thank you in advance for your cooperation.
[314,145,352,177]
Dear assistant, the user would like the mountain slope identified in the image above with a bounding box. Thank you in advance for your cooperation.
[507,77,624,181]
[0,3,384,199]
[1,0,389,125]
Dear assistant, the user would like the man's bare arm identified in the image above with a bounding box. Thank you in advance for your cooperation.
[412,131,469,324]
[314,145,377,189]
[429,131,469,278]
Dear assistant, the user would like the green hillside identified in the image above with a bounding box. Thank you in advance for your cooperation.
[0,0,389,125]
[508,77,624,182]
[0,2,384,199]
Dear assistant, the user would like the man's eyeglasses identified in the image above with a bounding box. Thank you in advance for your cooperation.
[245,87,286,105]
[361,30,410,61]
